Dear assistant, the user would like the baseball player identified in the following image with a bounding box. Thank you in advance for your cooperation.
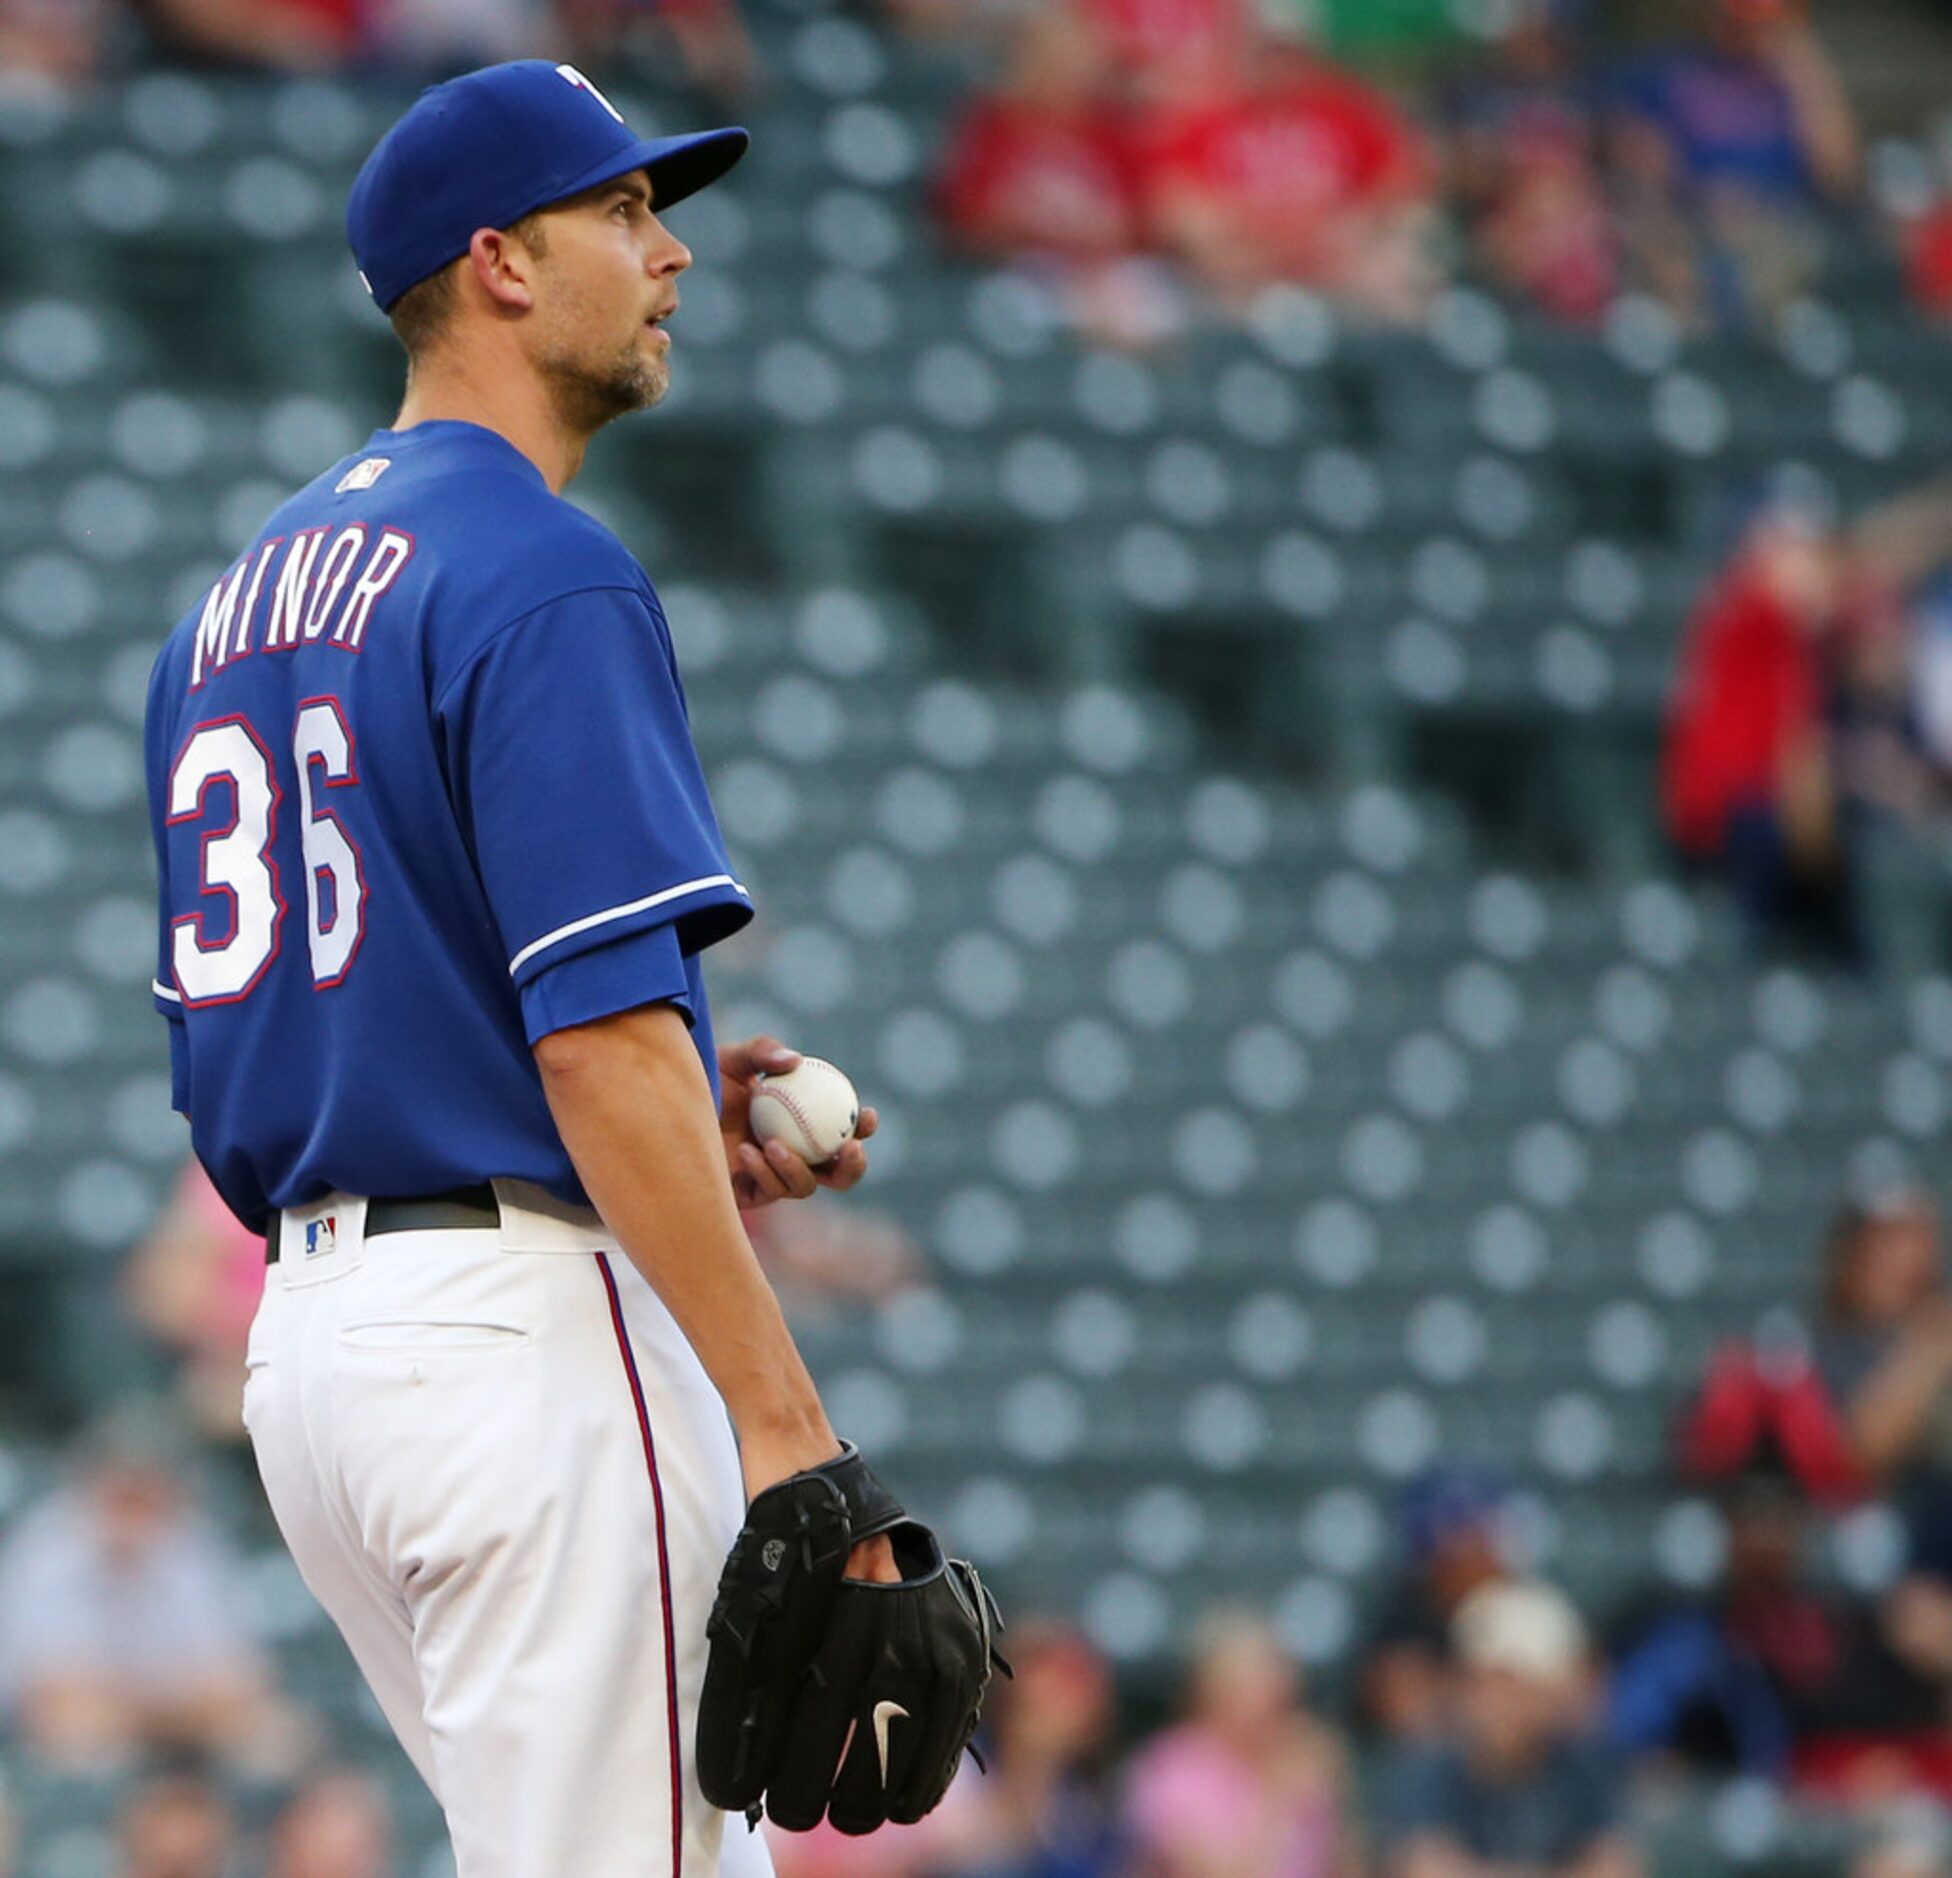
[144,62,997,1878]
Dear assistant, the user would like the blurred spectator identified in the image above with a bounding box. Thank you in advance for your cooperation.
[881,0,1036,46]
[1857,1806,1952,1878]
[132,0,353,71]
[1077,0,1245,101]
[1679,1330,1867,1507]
[1904,193,1952,325]
[934,9,1181,347]
[743,1196,921,1314]
[1360,1465,1514,1745]
[773,1619,1121,1878]
[559,0,757,101]
[0,1405,307,1777]
[116,1773,236,1878]
[1607,1457,1939,1780]
[0,0,112,88]
[1610,0,1858,327]
[766,1810,943,1877]
[1792,1572,1952,1806]
[1812,1194,1952,1572]
[1859,1850,1950,1878]
[936,12,1141,268]
[1629,1198,1952,1804]
[1382,1579,1640,1878]
[932,1619,1123,1877]
[1907,570,1952,785]
[1849,475,1952,799]
[136,0,747,83]
[1660,501,1865,967]
[125,1158,264,1445]
[766,1773,969,1876]
[368,0,557,68]
[1123,1608,1362,1878]
[267,1770,394,1878]
[1141,30,1441,322]
[1443,0,1617,323]
[1902,137,1952,324]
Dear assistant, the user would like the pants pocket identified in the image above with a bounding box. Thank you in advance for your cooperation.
[339,1320,530,1354]
[241,1358,269,1434]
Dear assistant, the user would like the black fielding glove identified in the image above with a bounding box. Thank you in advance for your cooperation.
[764,1529,1006,1835]
[695,1442,905,1813]
[696,1445,1007,1834]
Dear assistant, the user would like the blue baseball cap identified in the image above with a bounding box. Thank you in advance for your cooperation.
[348,60,749,312]
[1400,1463,1510,1563]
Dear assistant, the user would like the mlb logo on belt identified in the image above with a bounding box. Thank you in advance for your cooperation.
[303,1215,339,1258]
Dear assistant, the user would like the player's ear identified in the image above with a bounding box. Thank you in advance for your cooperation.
[466,227,539,313]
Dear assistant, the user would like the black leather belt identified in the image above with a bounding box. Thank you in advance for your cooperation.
[269,1184,500,1261]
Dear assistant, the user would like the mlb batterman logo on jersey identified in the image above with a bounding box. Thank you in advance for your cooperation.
[335,457,391,494]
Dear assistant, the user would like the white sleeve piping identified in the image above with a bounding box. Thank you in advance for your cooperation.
[507,874,750,977]
[152,979,183,1004]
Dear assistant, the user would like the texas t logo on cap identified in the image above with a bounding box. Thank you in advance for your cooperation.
[556,64,624,124]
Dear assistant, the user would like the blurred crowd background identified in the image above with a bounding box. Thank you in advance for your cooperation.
[8,0,1952,1873]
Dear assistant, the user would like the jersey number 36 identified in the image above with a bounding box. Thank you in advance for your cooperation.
[167,699,366,1005]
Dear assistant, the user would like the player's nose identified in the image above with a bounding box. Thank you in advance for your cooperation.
[644,211,692,277]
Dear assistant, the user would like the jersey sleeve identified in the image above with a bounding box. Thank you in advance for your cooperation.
[436,584,753,1043]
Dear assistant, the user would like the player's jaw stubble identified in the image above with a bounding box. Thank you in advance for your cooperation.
[534,305,672,436]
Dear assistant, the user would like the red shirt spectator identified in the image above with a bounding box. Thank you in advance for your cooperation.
[1148,64,1422,237]
[280,0,360,40]
[938,99,1139,259]
[937,10,1142,262]
[1142,50,1434,305]
[1661,537,1831,857]
[1078,0,1243,91]
[135,0,357,68]
[0,0,113,85]
[1906,202,1952,322]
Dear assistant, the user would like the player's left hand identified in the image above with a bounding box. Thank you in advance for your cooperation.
[718,1036,877,1209]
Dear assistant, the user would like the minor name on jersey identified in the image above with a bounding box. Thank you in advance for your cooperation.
[187,523,414,691]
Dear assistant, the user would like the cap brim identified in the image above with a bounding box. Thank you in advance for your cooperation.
[547,126,750,217]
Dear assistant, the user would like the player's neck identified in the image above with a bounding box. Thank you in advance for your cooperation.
[393,359,589,494]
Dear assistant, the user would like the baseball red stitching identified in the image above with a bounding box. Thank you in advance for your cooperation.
[760,1060,845,1162]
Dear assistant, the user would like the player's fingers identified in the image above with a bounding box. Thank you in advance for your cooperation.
[739,1142,794,1205]
[747,1034,803,1073]
[844,1533,902,1584]
[854,1106,879,1140]
[816,1139,869,1191]
[721,1035,802,1082]
[763,1138,820,1200]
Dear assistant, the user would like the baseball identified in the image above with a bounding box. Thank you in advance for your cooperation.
[748,1058,860,1167]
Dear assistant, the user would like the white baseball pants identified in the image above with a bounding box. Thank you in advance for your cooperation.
[245,1183,777,1878]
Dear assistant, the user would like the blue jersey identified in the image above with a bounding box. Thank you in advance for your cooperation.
[145,420,753,1232]
[1614,50,1811,202]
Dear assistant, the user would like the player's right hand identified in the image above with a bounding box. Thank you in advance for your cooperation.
[717,1034,878,1207]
